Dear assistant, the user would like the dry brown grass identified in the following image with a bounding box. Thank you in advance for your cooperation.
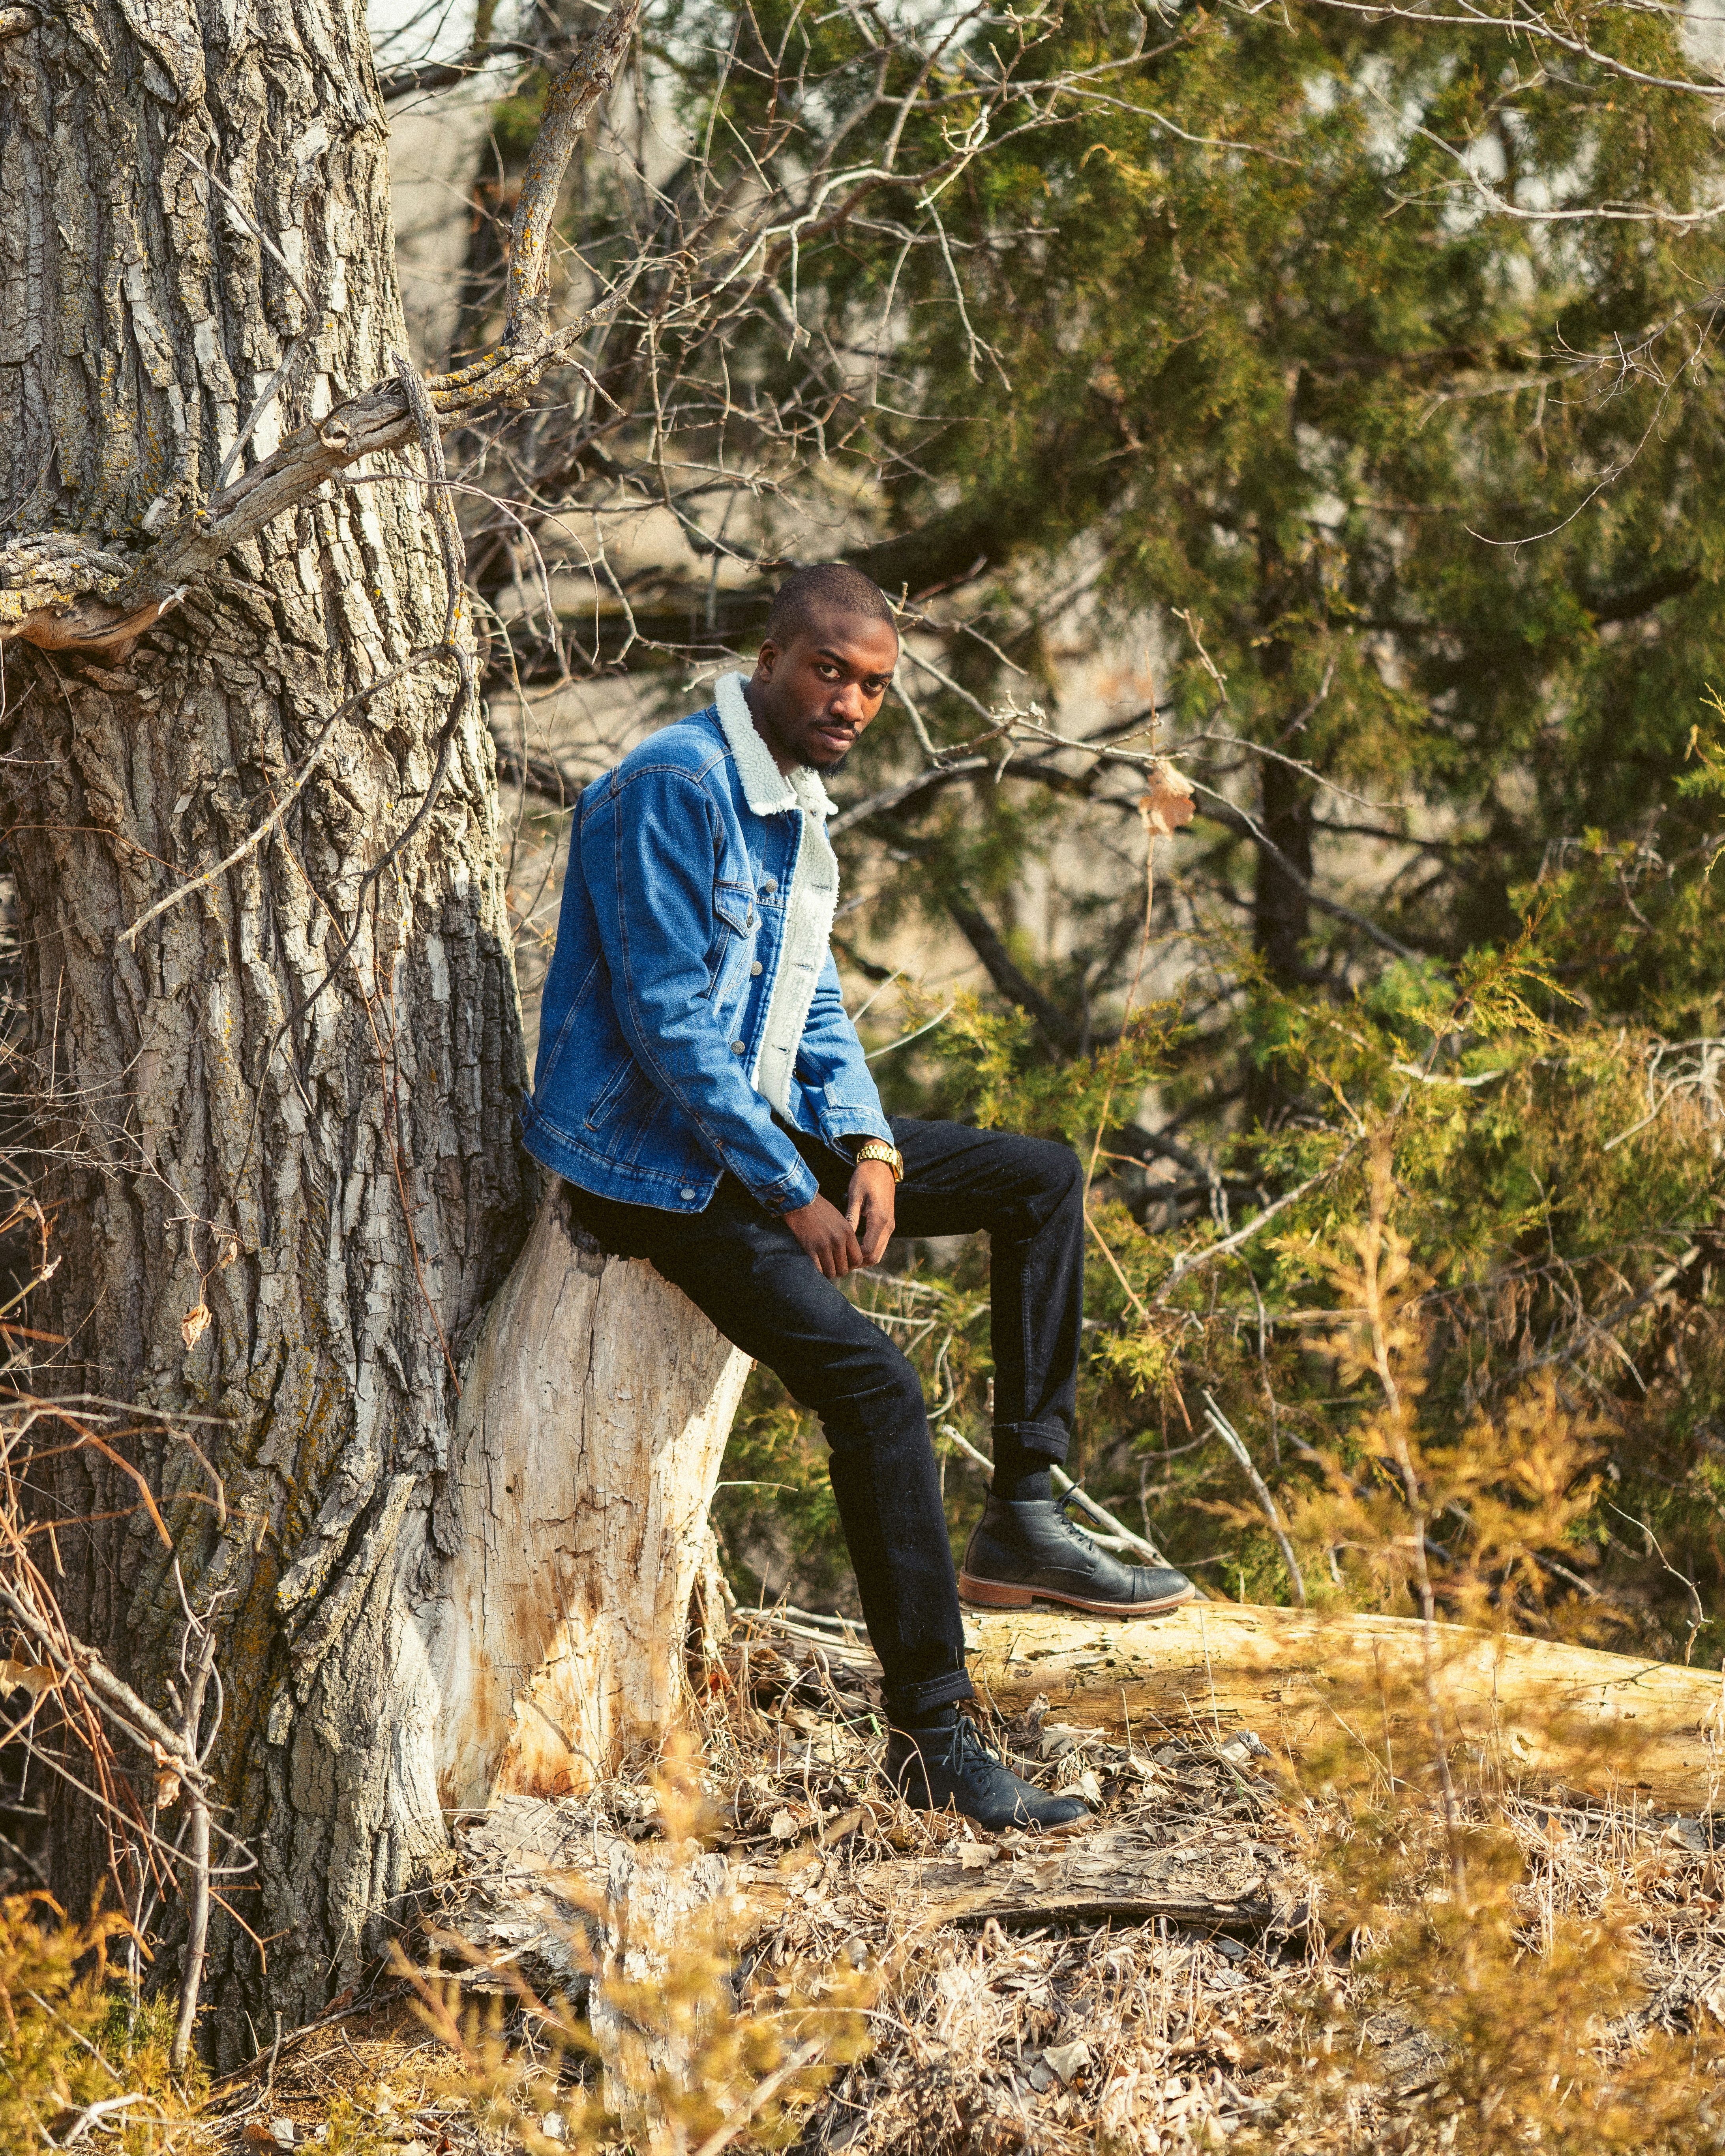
[156,1609,1725,2156]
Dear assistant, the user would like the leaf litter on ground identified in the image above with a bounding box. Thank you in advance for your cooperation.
[177,1609,1725,2156]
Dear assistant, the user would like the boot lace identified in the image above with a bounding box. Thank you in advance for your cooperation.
[937,1715,1005,1777]
[1055,1486,1110,1553]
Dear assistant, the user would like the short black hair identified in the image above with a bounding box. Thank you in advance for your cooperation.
[763,563,898,649]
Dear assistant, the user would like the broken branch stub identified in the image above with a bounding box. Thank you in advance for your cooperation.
[433,1188,752,1806]
[0,0,641,654]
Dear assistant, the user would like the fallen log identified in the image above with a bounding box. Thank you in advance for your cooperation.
[840,1827,1296,1941]
[964,1602,1725,1808]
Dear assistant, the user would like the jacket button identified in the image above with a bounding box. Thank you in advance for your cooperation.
[681,1187,696,1200]
[761,877,778,895]
[750,960,763,976]
[731,1040,746,1054]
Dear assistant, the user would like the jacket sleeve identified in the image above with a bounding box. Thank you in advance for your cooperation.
[795,949,896,1149]
[582,762,819,1214]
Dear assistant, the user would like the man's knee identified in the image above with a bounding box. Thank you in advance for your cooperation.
[1024,1135,1084,1210]
[816,1341,928,1453]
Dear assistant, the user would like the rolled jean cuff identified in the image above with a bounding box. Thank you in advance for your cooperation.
[883,1668,975,1721]
[993,1418,1070,1465]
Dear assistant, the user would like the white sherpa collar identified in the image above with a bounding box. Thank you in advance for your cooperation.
[713,671,837,820]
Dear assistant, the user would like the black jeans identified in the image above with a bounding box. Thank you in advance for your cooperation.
[566,1115,1085,1721]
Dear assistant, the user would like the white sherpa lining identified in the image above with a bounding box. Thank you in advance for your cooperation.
[712,671,841,1118]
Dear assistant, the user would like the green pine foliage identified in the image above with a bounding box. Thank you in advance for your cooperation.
[680,1,1725,1658]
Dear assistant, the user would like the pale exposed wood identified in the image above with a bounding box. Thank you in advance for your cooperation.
[966,1603,1725,1808]
[434,1189,753,1808]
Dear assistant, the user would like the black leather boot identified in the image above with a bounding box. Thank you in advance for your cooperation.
[959,1493,1197,1616]
[885,1717,1088,1831]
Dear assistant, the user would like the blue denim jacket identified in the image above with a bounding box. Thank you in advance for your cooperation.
[519,672,895,1214]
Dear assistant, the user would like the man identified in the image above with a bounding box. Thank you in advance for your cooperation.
[521,563,1196,1830]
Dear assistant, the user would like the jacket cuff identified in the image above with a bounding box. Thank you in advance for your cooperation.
[818,1105,896,1152]
[757,1154,821,1216]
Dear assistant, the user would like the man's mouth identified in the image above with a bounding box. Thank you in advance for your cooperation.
[810,722,855,755]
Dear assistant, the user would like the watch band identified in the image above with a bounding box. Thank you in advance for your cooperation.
[852,1139,905,1182]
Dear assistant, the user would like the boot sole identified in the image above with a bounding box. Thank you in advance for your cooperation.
[958,1570,1197,1618]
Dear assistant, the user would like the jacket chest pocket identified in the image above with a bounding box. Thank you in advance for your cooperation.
[707,879,757,1002]
[713,880,754,934]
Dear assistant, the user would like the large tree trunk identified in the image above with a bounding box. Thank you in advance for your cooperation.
[0,0,724,2055]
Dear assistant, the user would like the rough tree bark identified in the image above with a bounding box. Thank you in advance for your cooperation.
[0,0,726,2054]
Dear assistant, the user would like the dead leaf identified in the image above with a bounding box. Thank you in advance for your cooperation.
[0,1660,56,1701]
[1138,761,1196,838]
[1044,2038,1091,2085]
[181,1302,212,1351]
[769,1808,799,1841]
[242,2122,296,2150]
[818,1806,866,1848]
[957,1840,998,1872]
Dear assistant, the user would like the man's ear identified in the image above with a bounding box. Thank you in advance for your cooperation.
[756,638,780,680]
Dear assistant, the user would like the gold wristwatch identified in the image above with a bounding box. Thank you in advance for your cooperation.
[852,1139,905,1182]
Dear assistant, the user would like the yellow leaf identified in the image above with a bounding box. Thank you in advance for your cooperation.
[181,1302,212,1350]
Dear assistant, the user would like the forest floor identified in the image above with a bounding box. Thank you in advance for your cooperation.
[181,1607,1725,2156]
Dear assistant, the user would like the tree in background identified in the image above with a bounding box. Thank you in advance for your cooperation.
[433,0,1723,1644]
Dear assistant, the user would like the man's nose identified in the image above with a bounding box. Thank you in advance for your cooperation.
[828,680,868,723]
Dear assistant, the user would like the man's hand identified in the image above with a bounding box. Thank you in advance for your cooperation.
[846,1157,896,1265]
[782,1158,896,1278]
[783,1192,864,1279]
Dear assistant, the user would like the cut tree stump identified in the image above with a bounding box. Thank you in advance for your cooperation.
[431,1188,752,1809]
[964,1602,1725,1808]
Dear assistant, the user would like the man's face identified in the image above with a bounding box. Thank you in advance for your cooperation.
[748,609,899,771]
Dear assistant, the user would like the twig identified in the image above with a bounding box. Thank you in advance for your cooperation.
[862,1001,954,1062]
[1610,1503,1709,1663]
[0,1581,206,1776]
[1200,1392,1305,1606]
[55,2091,150,2145]
[1085,1211,1154,1324]
[1153,1147,1356,1305]
[116,657,431,949]
[170,1616,219,2072]
[687,2038,826,2156]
